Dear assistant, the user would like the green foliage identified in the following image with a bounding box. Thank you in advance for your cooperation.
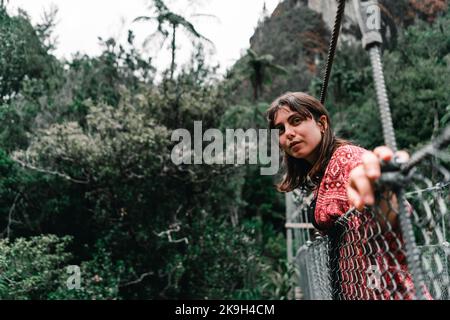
[0,9,58,103]
[66,34,155,109]
[49,242,124,300]
[12,95,170,187]
[3,38,287,298]
[0,235,71,299]
[311,11,450,150]
[234,2,327,102]
[178,215,289,300]
[309,42,384,149]
[0,8,63,152]
[134,0,211,79]
[238,49,288,101]
[1,1,446,301]
[384,13,450,149]
[0,104,30,151]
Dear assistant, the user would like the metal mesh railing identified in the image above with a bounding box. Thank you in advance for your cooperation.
[291,132,450,300]
[286,0,450,300]
[295,236,332,300]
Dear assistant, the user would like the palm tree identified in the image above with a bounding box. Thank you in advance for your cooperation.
[244,49,287,101]
[1,0,9,9]
[134,0,212,80]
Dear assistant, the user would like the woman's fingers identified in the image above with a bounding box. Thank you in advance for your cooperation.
[347,184,364,211]
[362,151,381,180]
[348,147,410,211]
[395,150,410,163]
[374,146,410,163]
[373,146,394,162]
[348,165,375,208]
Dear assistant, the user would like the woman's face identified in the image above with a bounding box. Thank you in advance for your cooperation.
[274,106,325,163]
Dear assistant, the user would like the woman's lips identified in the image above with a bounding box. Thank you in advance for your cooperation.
[290,141,302,151]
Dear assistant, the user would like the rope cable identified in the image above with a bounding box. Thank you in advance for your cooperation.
[319,0,346,105]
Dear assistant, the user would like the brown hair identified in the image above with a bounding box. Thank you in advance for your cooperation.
[266,92,349,192]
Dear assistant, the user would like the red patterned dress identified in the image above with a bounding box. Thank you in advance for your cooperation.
[315,145,366,230]
[312,144,430,300]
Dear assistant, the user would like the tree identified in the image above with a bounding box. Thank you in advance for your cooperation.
[0,9,57,103]
[226,2,325,104]
[0,1,310,300]
[243,49,287,102]
[134,0,211,79]
[409,0,448,22]
[0,235,72,299]
[0,1,9,10]
[310,11,450,151]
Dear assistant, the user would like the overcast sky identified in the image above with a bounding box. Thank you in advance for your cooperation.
[8,0,281,75]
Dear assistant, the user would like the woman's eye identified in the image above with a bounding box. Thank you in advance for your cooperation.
[292,117,302,124]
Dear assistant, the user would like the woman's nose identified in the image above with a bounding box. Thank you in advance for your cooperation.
[285,126,295,139]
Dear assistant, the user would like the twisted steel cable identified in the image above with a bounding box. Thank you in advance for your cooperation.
[295,0,450,300]
[369,46,398,152]
[402,125,450,174]
[396,189,426,300]
[320,0,346,105]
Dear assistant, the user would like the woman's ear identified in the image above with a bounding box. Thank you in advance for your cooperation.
[318,115,328,132]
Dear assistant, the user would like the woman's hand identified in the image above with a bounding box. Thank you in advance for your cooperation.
[347,146,410,212]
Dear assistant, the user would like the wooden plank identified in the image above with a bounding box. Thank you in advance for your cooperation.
[285,222,315,229]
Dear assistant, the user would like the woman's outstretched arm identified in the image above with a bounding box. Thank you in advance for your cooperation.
[347,146,410,227]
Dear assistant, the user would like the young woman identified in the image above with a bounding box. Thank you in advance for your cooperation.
[266,91,407,229]
[266,92,428,300]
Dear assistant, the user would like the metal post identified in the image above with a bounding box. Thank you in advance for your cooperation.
[352,0,398,152]
[286,192,294,264]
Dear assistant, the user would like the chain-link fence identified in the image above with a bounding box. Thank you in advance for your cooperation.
[289,128,450,300]
[285,0,450,300]
[286,0,450,300]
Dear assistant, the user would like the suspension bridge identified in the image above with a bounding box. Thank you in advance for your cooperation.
[286,0,450,300]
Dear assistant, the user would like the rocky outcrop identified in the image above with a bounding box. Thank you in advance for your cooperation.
[307,0,358,31]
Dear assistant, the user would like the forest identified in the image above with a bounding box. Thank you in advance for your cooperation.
[0,0,449,299]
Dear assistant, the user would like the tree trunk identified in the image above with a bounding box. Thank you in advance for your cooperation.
[253,85,258,102]
[170,23,177,80]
